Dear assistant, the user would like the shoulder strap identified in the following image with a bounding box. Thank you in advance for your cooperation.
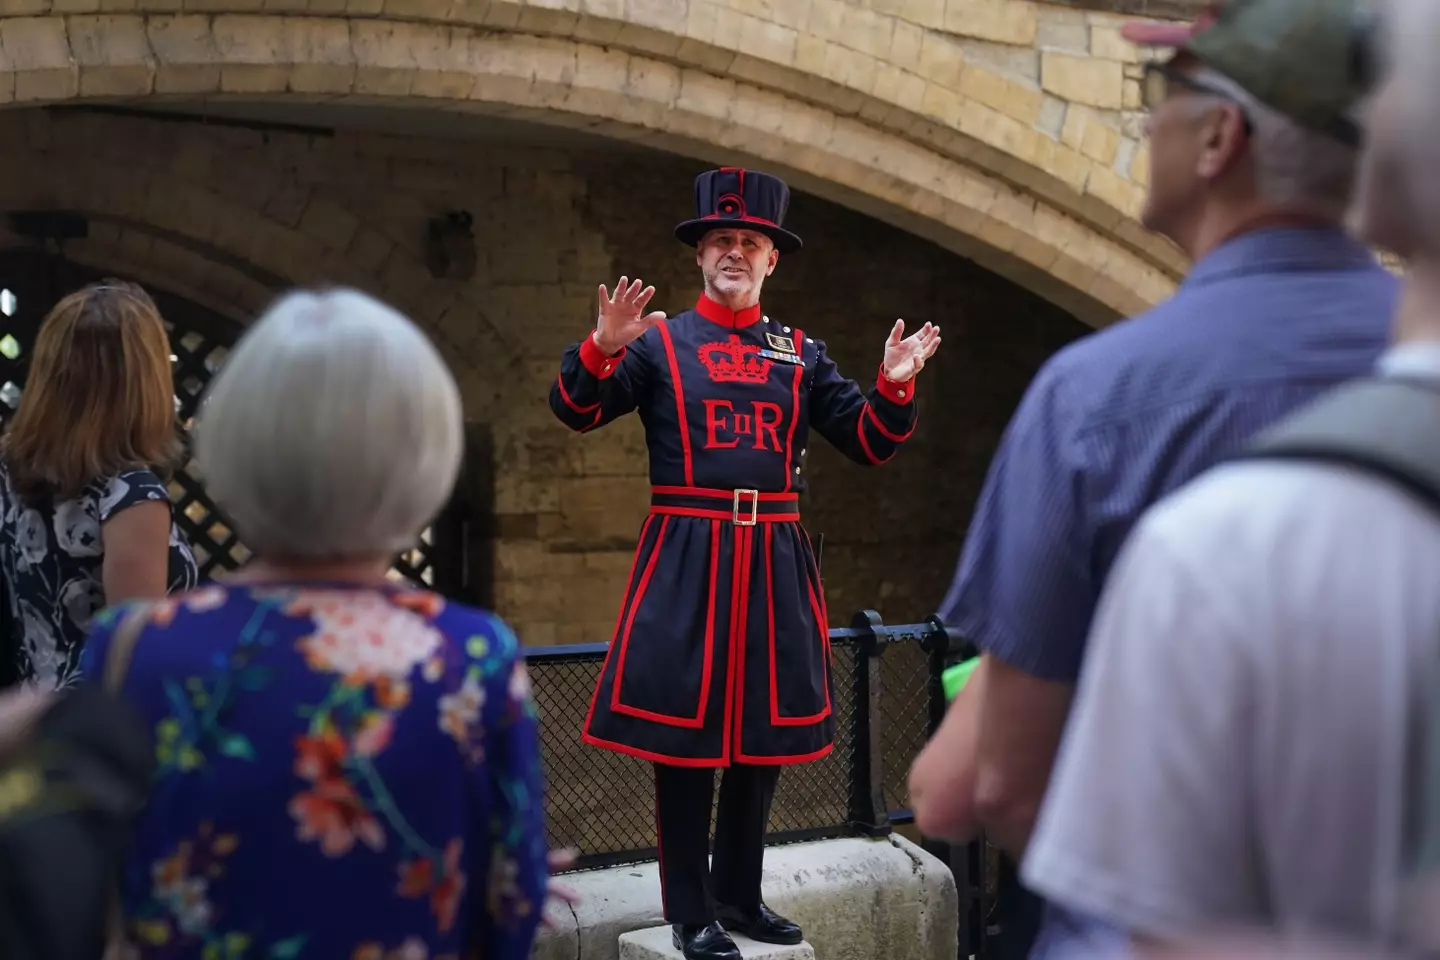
[1236,377,1440,515]
[101,604,151,697]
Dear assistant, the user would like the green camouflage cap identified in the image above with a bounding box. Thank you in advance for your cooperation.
[1122,0,1376,145]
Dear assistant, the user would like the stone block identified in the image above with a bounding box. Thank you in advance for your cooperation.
[887,0,943,30]
[739,14,797,66]
[914,31,963,88]
[1,16,78,102]
[959,63,1041,126]
[942,0,1037,46]
[1090,23,1140,63]
[1060,104,1118,165]
[69,14,155,96]
[1040,50,1122,109]
[1036,9,1089,52]
[618,927,814,960]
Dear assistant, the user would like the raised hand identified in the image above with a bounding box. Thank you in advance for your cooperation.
[881,320,942,383]
[594,276,666,355]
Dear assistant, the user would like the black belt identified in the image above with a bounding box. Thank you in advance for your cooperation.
[649,486,800,526]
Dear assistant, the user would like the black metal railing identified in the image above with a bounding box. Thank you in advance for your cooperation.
[525,610,998,959]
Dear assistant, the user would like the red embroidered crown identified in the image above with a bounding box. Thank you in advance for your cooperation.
[699,335,772,384]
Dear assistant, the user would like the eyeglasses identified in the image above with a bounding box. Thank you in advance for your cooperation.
[1141,62,1254,137]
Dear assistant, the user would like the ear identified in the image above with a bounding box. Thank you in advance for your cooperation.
[765,246,779,276]
[696,246,704,268]
[1195,102,1249,181]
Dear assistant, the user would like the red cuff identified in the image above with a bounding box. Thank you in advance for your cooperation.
[580,333,625,379]
[876,365,915,405]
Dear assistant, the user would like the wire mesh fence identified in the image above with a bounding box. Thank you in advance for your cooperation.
[525,614,961,868]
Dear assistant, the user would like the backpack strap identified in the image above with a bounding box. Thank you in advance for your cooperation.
[1236,377,1440,514]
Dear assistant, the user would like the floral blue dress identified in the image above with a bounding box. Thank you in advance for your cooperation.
[79,582,548,960]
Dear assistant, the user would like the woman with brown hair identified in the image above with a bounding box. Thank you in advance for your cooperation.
[0,280,197,689]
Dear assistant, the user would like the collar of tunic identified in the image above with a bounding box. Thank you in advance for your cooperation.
[695,293,762,329]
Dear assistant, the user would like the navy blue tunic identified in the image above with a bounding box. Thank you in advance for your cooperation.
[549,294,918,766]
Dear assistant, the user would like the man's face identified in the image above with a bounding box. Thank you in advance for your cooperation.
[1139,59,1250,239]
[697,228,778,305]
[1354,67,1418,257]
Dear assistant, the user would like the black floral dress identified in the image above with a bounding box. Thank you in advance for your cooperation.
[0,465,198,689]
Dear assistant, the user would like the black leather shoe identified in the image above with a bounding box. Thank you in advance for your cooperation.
[715,902,804,945]
[671,922,742,960]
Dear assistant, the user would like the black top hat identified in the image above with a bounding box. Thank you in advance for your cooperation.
[674,168,804,254]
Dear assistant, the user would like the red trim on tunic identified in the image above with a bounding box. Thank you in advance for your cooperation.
[717,521,743,759]
[865,402,914,443]
[581,515,654,741]
[783,328,804,492]
[649,506,801,523]
[694,294,763,329]
[765,524,832,727]
[555,374,600,415]
[733,742,835,766]
[580,333,625,378]
[582,731,727,767]
[611,516,716,730]
[656,321,696,487]
[651,486,798,501]
[730,525,754,760]
[856,408,894,465]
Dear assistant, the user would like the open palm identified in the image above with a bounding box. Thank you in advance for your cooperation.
[595,276,666,355]
[882,320,942,382]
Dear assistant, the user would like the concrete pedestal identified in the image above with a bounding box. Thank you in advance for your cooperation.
[532,835,957,960]
[618,925,817,960]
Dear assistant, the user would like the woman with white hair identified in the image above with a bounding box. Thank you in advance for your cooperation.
[78,289,548,960]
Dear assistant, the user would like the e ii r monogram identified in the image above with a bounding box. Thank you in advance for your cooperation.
[703,399,784,451]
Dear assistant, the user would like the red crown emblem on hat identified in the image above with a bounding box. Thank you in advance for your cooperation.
[699,335,772,385]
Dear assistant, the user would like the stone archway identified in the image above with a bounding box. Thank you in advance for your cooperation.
[0,0,1189,325]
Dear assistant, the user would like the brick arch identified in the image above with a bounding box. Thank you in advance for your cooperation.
[0,104,522,412]
[0,1,1187,325]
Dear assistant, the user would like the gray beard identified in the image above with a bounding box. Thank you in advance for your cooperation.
[704,265,763,306]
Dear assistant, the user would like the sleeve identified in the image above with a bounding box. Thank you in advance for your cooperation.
[936,359,1095,681]
[1022,506,1261,940]
[807,337,918,466]
[98,469,174,524]
[469,615,549,959]
[548,330,652,433]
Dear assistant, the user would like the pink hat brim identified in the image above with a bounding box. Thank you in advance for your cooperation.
[1119,21,1197,46]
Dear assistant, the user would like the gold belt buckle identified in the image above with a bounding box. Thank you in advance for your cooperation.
[732,488,760,526]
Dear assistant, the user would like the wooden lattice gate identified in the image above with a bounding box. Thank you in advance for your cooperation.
[0,250,463,592]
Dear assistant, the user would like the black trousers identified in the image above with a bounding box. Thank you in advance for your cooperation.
[653,762,780,926]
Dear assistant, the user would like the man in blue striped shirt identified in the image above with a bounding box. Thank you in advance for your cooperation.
[908,1,1397,956]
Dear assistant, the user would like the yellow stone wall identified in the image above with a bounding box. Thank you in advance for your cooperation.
[0,0,1190,324]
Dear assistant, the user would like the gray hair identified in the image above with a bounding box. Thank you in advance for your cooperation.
[195,288,464,561]
[1188,66,1359,220]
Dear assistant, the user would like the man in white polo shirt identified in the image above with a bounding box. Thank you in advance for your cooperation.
[1023,0,1440,950]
